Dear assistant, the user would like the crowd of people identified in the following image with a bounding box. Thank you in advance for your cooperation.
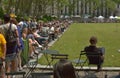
[0,14,72,78]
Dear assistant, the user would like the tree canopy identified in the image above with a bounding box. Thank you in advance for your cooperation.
[0,0,120,18]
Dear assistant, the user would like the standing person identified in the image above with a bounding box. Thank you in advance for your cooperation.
[84,36,105,71]
[21,27,30,65]
[0,28,6,78]
[1,14,20,78]
[11,18,24,71]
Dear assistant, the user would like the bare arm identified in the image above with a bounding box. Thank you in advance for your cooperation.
[1,43,6,61]
[1,34,6,61]
[15,29,20,46]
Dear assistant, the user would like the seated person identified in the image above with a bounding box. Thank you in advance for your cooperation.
[84,36,105,71]
[27,28,43,57]
[32,28,48,48]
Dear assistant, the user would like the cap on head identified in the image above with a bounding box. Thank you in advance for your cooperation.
[10,13,17,18]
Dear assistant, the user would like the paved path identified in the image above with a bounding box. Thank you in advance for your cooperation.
[15,69,120,78]
[77,71,120,78]
[22,64,120,78]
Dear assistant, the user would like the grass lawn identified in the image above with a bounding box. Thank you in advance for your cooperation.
[39,23,120,67]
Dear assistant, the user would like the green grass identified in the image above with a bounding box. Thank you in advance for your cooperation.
[39,23,120,67]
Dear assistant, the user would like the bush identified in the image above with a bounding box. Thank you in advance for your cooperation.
[0,7,4,19]
[41,15,58,22]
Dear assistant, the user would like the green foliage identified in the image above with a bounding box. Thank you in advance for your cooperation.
[0,7,4,19]
[41,17,48,22]
[15,14,28,22]
[112,0,120,3]
[43,15,52,21]
[16,16,21,22]
[41,15,58,22]
[0,0,120,18]
[106,0,116,10]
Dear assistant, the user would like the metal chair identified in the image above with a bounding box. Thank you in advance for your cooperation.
[50,54,68,65]
[25,53,39,78]
[86,51,102,69]
[84,47,105,71]
[73,50,103,70]
[72,51,87,69]
[84,50,104,78]
[40,49,59,67]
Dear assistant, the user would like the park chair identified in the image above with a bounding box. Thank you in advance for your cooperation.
[72,50,103,78]
[72,51,87,69]
[73,49,103,71]
[86,51,100,62]
[85,50,103,70]
[40,49,60,70]
[25,56,39,78]
[85,46,105,70]
[50,54,68,65]
[46,53,68,69]
[24,45,42,78]
[51,54,68,60]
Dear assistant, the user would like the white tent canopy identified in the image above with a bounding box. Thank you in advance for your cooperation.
[114,16,118,19]
[109,16,115,19]
[98,15,104,19]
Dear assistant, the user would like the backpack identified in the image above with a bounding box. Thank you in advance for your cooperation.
[5,23,17,48]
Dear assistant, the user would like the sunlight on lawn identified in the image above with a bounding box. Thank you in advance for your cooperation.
[39,23,120,67]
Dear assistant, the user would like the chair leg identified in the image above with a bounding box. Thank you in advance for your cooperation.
[104,74,107,78]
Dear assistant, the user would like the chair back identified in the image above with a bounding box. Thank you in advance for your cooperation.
[86,51,101,65]
[84,46,102,65]
[51,54,68,60]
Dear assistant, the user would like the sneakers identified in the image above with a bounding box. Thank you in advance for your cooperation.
[29,55,35,59]
[34,51,39,55]
[11,75,16,78]
[19,67,23,71]
[38,44,43,48]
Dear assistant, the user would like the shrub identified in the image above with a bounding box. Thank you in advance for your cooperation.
[0,7,4,19]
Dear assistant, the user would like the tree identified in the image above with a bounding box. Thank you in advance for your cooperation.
[0,0,120,18]
[54,0,69,17]
[112,0,120,3]
[79,0,101,16]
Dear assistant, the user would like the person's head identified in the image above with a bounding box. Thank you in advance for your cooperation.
[10,18,18,25]
[22,27,28,34]
[3,14,10,23]
[89,36,97,45]
[32,28,37,33]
